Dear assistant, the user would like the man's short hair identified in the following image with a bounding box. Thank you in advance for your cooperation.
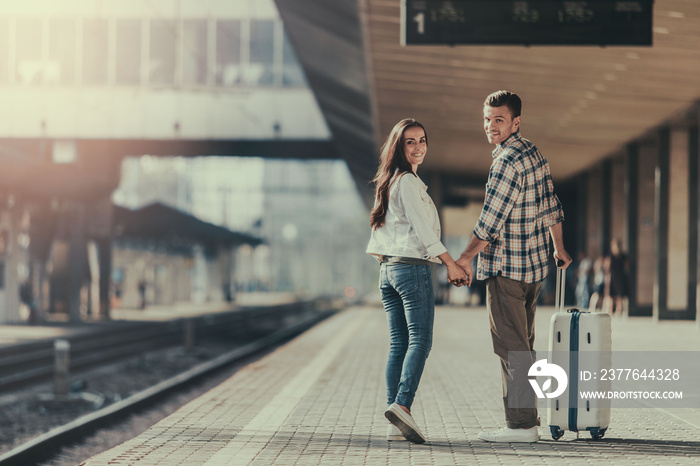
[484,90,522,119]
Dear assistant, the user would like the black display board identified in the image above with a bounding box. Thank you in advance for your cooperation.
[401,1,654,46]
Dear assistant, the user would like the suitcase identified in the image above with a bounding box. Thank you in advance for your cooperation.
[547,265,612,440]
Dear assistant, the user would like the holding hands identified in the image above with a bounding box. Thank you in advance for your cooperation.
[438,252,469,288]
[454,257,472,287]
[448,246,573,289]
[446,262,468,287]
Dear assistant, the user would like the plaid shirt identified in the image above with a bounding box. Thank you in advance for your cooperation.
[474,132,564,284]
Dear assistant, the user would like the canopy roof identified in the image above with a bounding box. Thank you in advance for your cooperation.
[276,0,700,205]
[113,203,263,249]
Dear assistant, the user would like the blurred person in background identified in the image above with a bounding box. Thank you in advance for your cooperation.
[367,118,466,444]
[575,252,592,309]
[603,239,628,316]
[138,279,147,310]
[588,256,606,311]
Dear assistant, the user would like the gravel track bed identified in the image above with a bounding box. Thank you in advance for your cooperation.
[0,335,274,465]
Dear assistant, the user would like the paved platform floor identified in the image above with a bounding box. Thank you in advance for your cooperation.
[83,306,700,465]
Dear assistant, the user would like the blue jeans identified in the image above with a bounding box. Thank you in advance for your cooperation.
[380,263,434,410]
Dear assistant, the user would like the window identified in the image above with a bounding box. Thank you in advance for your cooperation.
[149,19,176,85]
[49,18,76,85]
[215,20,240,86]
[183,19,208,85]
[16,18,43,84]
[0,19,9,83]
[83,19,108,85]
[282,31,305,87]
[116,19,141,85]
[248,20,274,86]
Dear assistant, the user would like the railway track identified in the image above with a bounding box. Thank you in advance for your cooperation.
[0,300,341,466]
[0,300,329,392]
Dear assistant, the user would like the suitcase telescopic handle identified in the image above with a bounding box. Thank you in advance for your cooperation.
[555,261,565,313]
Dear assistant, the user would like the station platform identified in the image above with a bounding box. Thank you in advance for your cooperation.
[0,293,300,348]
[82,305,700,465]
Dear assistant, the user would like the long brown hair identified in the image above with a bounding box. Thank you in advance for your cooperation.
[369,119,428,229]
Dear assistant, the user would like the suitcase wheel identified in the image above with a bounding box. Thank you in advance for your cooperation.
[550,426,565,440]
[589,427,606,440]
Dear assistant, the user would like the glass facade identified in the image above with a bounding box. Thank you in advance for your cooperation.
[15,18,42,84]
[0,19,7,84]
[149,20,176,85]
[282,34,305,87]
[215,20,241,86]
[183,19,208,86]
[116,19,142,85]
[1,16,305,88]
[248,20,274,86]
[49,18,76,85]
[82,19,109,85]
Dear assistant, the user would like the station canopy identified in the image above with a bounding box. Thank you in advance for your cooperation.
[113,203,263,250]
[276,0,700,204]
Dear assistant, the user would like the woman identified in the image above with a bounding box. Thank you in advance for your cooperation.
[366,119,466,444]
[603,238,628,316]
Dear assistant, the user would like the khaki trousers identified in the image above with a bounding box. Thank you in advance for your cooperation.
[486,275,543,429]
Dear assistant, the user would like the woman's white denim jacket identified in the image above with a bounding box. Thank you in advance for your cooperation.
[366,172,447,264]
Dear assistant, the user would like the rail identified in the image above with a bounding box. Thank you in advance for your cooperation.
[0,298,334,392]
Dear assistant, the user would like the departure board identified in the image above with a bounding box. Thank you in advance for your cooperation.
[401,1,654,46]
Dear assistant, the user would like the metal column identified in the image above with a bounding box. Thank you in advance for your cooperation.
[575,174,587,256]
[689,125,699,322]
[625,142,639,316]
[653,127,670,321]
[68,203,88,323]
[601,159,612,256]
[96,237,113,320]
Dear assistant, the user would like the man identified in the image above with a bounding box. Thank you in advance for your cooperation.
[456,90,572,442]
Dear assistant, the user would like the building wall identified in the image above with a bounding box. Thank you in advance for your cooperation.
[586,167,603,260]
[668,129,689,311]
[112,245,193,309]
[610,156,627,251]
[0,0,329,141]
[0,209,22,322]
[636,143,657,308]
[0,0,327,322]
[0,89,328,141]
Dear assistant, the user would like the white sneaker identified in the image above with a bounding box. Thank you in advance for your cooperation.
[384,403,426,444]
[387,423,405,441]
[478,426,539,443]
